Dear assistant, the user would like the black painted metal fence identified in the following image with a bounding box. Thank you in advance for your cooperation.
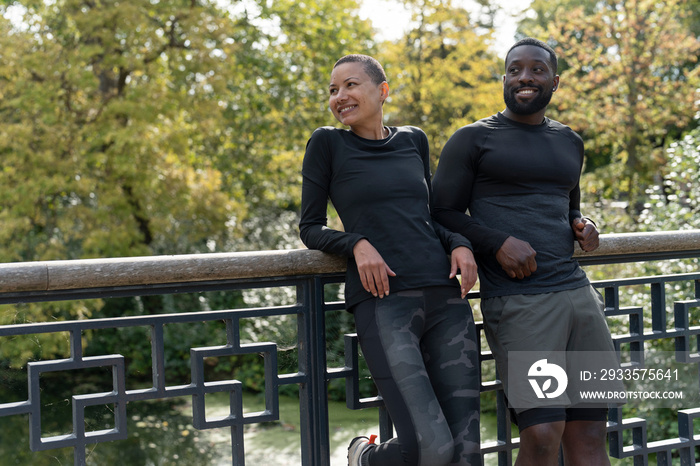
[0,232,698,465]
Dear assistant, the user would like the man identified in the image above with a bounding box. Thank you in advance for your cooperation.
[432,38,617,465]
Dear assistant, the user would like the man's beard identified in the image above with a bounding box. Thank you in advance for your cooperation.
[503,85,553,115]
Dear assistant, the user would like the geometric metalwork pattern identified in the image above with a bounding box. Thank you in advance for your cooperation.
[0,265,698,465]
[674,299,700,362]
[342,333,382,411]
[27,355,127,451]
[0,300,304,466]
[607,405,700,464]
[601,278,700,465]
[191,341,279,429]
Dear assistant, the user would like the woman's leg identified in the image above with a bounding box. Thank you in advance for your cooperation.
[353,289,468,466]
[421,286,481,466]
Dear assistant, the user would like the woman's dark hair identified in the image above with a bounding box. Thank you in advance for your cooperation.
[333,54,387,85]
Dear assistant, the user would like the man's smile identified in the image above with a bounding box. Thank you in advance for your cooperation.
[516,88,538,96]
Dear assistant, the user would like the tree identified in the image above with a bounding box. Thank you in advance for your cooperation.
[376,0,503,166]
[536,0,700,207]
[0,1,248,262]
[0,0,374,367]
[639,126,700,233]
[0,0,375,262]
[220,0,375,252]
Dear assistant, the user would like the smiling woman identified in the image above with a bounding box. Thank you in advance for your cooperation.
[328,57,389,139]
[298,54,482,466]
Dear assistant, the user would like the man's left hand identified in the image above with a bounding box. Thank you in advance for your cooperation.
[572,217,599,252]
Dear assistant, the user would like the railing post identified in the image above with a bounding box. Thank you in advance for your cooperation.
[298,277,331,466]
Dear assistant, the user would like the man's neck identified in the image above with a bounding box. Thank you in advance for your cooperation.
[502,108,547,125]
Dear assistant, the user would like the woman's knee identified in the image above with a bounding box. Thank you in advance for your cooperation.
[417,443,454,466]
[415,423,456,466]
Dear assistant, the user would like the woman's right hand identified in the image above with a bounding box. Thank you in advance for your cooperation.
[352,239,396,298]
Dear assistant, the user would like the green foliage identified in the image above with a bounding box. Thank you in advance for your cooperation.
[0,0,374,267]
[528,0,700,208]
[0,0,374,367]
[638,126,700,231]
[581,127,700,442]
[1,0,699,413]
[376,0,503,166]
[0,1,238,261]
[214,0,375,244]
[582,123,700,235]
[684,0,700,36]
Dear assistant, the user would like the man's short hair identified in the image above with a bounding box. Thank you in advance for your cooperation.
[505,38,558,73]
[333,54,387,85]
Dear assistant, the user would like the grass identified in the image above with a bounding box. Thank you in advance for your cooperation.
[198,390,382,464]
[196,390,501,465]
[195,391,636,465]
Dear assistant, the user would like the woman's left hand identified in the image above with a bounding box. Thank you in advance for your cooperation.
[449,246,477,298]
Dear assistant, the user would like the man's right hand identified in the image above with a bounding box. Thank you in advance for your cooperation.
[496,236,537,279]
[353,239,396,298]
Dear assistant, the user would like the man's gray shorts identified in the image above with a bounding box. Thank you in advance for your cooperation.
[481,285,618,427]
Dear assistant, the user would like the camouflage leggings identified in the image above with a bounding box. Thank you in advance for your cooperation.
[352,286,481,466]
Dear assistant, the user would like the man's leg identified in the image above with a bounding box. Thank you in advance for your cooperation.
[561,285,615,466]
[481,294,567,466]
[561,420,610,466]
[515,421,565,466]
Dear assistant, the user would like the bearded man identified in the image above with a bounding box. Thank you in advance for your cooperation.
[432,38,619,466]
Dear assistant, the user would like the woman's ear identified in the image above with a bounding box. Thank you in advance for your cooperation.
[380,81,389,102]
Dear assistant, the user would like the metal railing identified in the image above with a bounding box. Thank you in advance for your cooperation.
[0,230,698,465]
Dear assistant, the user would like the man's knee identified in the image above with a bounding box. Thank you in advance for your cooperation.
[562,421,610,465]
[563,420,607,448]
[520,421,565,452]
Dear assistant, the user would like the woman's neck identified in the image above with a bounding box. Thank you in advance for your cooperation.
[350,122,387,140]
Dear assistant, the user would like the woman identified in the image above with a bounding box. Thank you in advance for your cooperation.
[299,54,481,466]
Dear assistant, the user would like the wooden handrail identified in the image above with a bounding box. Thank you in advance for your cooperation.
[0,230,697,293]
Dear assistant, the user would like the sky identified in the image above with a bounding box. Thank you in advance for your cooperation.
[358,0,533,57]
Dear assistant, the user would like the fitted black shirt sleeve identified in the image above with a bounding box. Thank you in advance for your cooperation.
[432,123,511,256]
[299,130,367,256]
[300,126,469,308]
